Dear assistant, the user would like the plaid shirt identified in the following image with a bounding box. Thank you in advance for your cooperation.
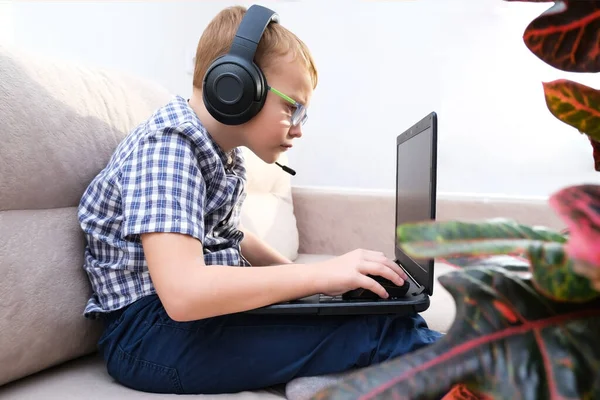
[78,95,249,318]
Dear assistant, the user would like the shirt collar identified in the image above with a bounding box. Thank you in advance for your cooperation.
[180,96,235,169]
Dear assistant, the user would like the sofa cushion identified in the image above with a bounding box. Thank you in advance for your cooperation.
[0,353,285,399]
[0,208,103,387]
[0,45,173,387]
[240,147,299,261]
[0,45,173,211]
[0,45,299,387]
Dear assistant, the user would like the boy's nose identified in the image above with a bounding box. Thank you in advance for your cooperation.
[289,124,303,139]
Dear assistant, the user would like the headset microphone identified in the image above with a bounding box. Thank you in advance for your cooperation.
[275,162,296,176]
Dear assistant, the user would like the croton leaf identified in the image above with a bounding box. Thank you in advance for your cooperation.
[441,384,493,400]
[396,218,567,257]
[518,1,600,72]
[396,219,599,302]
[591,137,600,171]
[549,184,600,290]
[311,266,600,400]
[400,218,566,243]
[442,247,597,302]
[543,79,600,142]
[440,254,530,271]
[526,240,599,302]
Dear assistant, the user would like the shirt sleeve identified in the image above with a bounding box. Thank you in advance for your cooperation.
[119,127,206,242]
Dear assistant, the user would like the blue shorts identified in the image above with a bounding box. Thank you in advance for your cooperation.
[97,294,442,394]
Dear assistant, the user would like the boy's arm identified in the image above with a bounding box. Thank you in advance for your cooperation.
[142,232,318,321]
[142,232,407,323]
[239,227,293,266]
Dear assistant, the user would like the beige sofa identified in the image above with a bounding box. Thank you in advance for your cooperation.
[0,45,566,399]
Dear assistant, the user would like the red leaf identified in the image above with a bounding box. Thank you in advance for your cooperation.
[441,384,492,400]
[493,299,520,323]
[543,79,600,141]
[591,137,600,171]
[549,184,600,287]
[521,1,600,72]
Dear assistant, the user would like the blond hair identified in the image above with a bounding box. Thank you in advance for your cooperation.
[193,6,318,91]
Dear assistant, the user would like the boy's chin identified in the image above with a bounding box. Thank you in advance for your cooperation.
[249,147,282,165]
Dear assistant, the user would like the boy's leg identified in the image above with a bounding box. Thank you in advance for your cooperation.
[98,294,442,395]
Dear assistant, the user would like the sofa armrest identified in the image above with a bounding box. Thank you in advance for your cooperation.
[291,187,566,258]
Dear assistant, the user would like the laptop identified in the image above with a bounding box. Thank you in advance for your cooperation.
[247,111,438,316]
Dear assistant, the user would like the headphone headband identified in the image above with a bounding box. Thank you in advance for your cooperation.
[229,5,279,61]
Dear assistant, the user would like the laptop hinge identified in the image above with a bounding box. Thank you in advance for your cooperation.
[412,284,426,296]
[398,261,426,295]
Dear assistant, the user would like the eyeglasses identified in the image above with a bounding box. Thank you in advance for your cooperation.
[268,86,308,127]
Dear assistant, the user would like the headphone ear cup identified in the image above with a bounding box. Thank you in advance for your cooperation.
[203,55,268,125]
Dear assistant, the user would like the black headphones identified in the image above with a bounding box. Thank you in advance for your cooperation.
[202,5,279,125]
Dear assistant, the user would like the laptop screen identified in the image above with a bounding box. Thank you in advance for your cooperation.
[394,112,437,296]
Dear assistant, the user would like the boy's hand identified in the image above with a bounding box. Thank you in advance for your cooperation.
[312,249,408,298]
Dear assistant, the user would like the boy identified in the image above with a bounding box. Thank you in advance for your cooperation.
[78,4,443,395]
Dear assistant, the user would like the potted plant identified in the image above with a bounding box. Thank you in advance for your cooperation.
[312,1,600,398]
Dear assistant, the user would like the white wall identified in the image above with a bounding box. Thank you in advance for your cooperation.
[8,0,600,198]
[0,1,13,45]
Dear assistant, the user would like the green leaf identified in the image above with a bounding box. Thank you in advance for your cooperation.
[396,218,567,258]
[440,254,530,272]
[398,218,567,243]
[527,241,599,302]
[312,267,600,400]
[543,79,600,142]
[396,219,598,302]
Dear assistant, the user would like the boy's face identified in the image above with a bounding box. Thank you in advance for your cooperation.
[243,53,313,164]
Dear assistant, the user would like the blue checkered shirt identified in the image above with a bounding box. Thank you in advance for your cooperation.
[78,95,249,318]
